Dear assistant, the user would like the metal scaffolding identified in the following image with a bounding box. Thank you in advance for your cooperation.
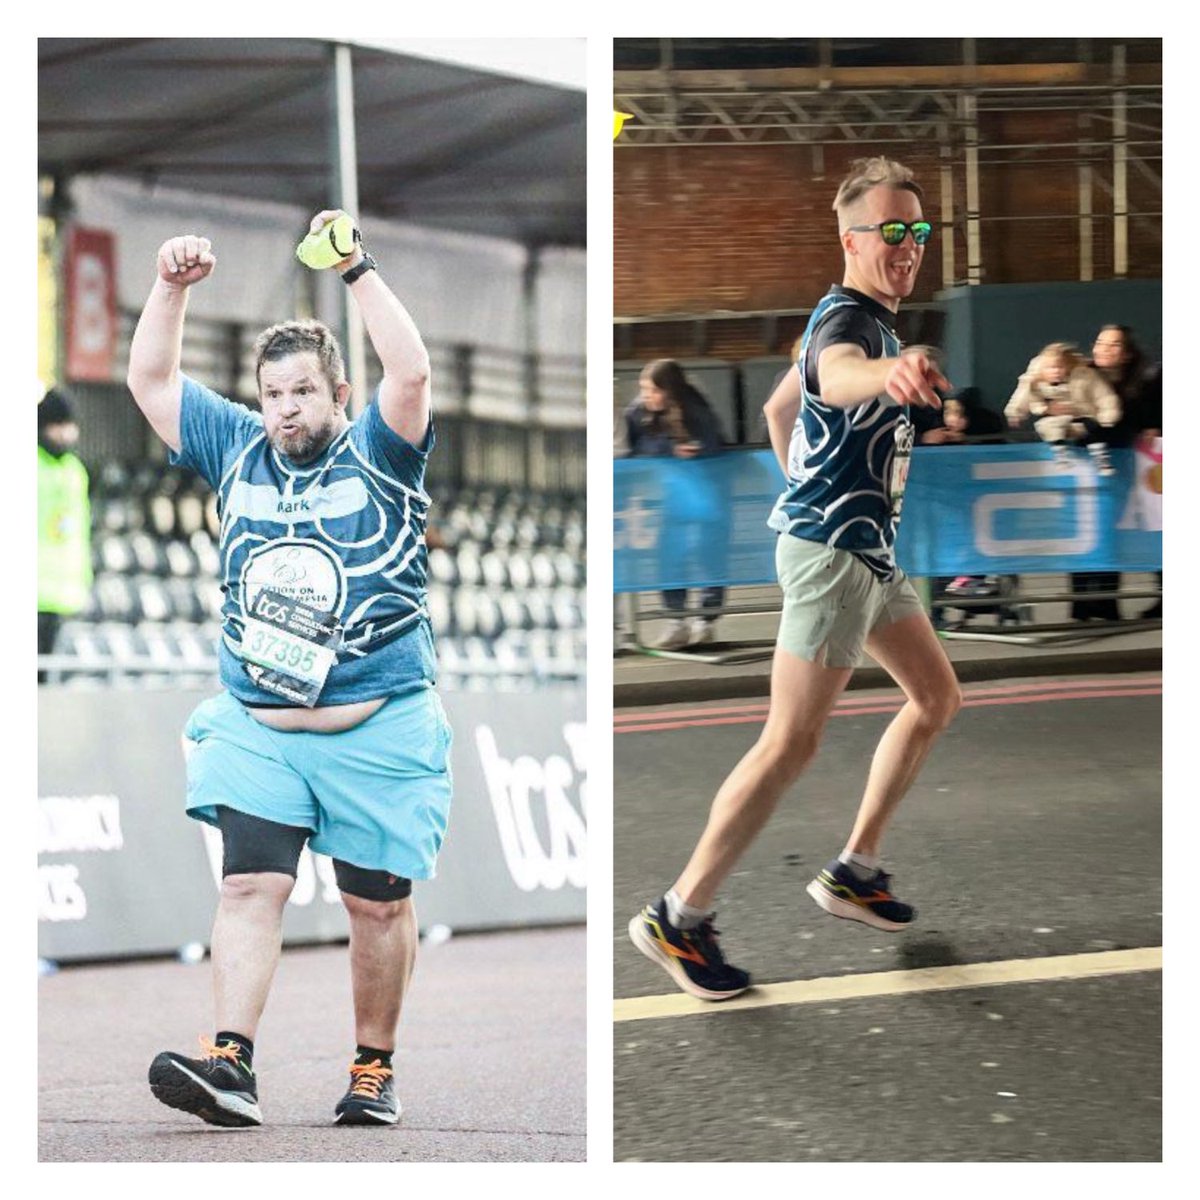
[614,41,1161,286]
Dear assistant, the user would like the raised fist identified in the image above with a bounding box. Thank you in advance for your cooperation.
[156,235,215,288]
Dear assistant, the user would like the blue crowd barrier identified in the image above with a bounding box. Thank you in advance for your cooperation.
[614,444,1162,592]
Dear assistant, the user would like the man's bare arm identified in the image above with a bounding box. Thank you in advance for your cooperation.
[345,267,431,447]
[764,366,803,476]
[126,235,215,452]
[817,343,948,410]
[306,211,431,446]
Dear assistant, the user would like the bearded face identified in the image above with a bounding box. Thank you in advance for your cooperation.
[258,352,348,464]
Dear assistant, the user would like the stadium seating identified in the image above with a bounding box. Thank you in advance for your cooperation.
[47,463,585,693]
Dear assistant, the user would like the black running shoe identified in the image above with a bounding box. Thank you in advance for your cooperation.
[806,859,915,932]
[148,1036,262,1127]
[334,1059,400,1126]
[628,898,751,1001]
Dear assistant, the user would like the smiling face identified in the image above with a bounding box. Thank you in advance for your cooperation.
[258,351,350,464]
[1092,328,1128,371]
[841,184,926,311]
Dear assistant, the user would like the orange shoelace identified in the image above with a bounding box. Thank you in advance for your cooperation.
[348,1060,393,1098]
[199,1036,244,1063]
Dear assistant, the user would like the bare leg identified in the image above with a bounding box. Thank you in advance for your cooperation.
[211,872,296,1039]
[343,894,418,1051]
[672,645,853,911]
[844,613,962,858]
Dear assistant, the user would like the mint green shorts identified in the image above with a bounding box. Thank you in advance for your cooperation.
[775,535,925,669]
[182,688,452,880]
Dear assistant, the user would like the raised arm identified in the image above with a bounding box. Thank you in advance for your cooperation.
[126,236,215,452]
[817,343,948,410]
[307,211,432,447]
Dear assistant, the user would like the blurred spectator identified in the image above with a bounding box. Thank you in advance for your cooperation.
[1090,324,1163,619]
[1092,324,1161,444]
[1005,342,1121,475]
[623,359,726,649]
[1007,342,1124,622]
[919,390,1014,628]
[916,388,1006,446]
[37,388,92,681]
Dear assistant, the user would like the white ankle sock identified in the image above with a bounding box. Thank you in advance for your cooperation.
[664,889,709,930]
[838,850,880,881]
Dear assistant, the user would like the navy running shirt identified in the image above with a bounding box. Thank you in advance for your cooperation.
[170,376,436,706]
[767,286,914,579]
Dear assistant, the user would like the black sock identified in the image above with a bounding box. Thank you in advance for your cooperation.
[215,1030,255,1065]
[355,1045,393,1068]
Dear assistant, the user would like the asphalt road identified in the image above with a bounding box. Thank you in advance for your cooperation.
[40,926,585,1162]
[613,674,1162,1162]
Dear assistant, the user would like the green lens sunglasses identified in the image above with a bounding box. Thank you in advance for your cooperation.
[847,220,933,246]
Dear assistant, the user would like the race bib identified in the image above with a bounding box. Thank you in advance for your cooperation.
[240,588,343,707]
[889,422,915,518]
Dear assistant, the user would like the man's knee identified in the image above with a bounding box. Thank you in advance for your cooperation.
[340,890,413,925]
[917,682,962,732]
[759,725,822,778]
[219,871,295,905]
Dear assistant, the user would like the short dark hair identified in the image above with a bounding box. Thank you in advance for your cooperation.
[253,320,346,395]
[39,387,77,428]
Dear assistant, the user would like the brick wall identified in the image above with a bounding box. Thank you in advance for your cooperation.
[614,114,1160,359]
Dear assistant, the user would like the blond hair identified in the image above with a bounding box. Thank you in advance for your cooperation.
[1037,342,1085,374]
[833,157,924,225]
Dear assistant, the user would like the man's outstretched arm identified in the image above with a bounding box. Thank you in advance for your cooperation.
[126,235,215,452]
[818,343,949,411]
[308,211,432,447]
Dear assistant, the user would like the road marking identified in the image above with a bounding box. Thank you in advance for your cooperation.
[614,674,1162,726]
[616,685,1161,734]
[613,946,1162,1023]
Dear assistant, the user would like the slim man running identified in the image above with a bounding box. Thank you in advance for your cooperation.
[630,157,962,999]
[131,211,450,1123]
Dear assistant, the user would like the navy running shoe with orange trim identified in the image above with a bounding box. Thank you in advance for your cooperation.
[806,859,915,931]
[628,898,750,1000]
[148,1036,262,1127]
[334,1059,400,1126]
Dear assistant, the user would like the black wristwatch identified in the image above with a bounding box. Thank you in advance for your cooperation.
[340,253,377,286]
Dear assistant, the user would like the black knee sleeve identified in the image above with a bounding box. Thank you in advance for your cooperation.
[216,806,311,878]
[333,858,413,901]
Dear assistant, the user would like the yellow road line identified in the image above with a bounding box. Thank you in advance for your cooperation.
[614,946,1162,1023]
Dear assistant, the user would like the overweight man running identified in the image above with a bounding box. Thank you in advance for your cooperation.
[630,157,962,999]
[132,211,450,1125]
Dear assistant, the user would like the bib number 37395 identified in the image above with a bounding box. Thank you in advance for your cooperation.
[240,589,343,707]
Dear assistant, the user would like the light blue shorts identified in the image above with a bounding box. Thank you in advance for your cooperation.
[182,688,453,880]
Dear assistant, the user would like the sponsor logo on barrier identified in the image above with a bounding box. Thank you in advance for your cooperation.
[970,460,1098,556]
[199,825,342,906]
[614,494,659,551]
[38,794,124,854]
[38,795,125,923]
[475,722,587,892]
[40,864,88,922]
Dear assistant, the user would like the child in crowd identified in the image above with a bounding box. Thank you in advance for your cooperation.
[1004,342,1121,475]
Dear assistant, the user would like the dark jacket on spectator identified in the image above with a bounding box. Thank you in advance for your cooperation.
[623,388,725,458]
